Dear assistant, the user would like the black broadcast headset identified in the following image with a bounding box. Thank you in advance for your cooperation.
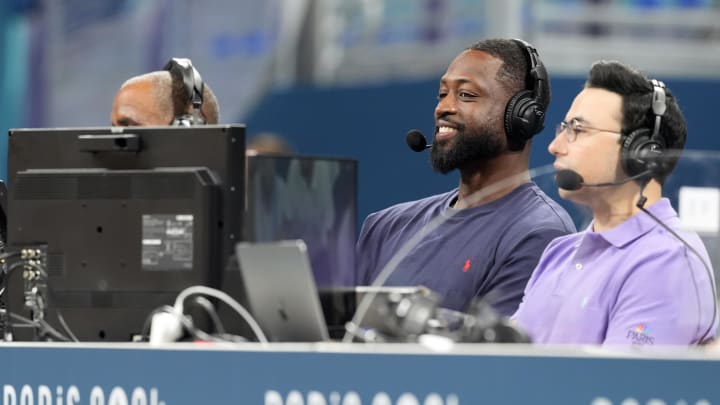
[620,79,668,179]
[163,57,206,126]
[503,39,550,152]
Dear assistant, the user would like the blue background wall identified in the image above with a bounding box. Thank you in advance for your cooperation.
[245,76,720,225]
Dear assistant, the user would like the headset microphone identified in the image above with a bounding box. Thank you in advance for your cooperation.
[554,170,584,191]
[554,169,653,191]
[406,129,431,152]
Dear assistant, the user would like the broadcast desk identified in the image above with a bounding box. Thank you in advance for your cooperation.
[1,342,717,405]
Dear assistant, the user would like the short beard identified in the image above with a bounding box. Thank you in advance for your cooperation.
[430,128,506,174]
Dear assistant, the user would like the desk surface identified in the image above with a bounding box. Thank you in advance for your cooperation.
[1,342,718,405]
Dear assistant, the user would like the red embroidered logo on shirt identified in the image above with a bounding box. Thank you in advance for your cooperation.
[462,259,471,273]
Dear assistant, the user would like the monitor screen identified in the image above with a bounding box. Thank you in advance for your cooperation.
[245,154,357,287]
[5,125,245,341]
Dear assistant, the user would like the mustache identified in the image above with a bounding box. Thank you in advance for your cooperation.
[435,122,466,145]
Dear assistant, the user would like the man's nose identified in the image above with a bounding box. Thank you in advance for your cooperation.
[435,95,457,118]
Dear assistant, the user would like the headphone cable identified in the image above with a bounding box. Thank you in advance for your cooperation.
[637,184,717,343]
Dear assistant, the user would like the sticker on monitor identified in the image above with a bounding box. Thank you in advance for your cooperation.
[142,214,194,271]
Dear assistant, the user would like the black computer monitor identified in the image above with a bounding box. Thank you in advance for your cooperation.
[5,125,245,341]
[244,154,357,287]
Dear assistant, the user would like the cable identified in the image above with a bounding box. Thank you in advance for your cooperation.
[342,165,556,343]
[173,311,225,343]
[637,199,718,343]
[48,293,79,342]
[174,285,268,343]
[8,312,35,327]
[12,258,80,342]
[36,319,72,342]
[1,249,81,342]
[38,266,80,342]
[4,254,40,341]
[8,312,71,342]
[143,303,236,343]
[189,296,226,334]
[636,176,717,342]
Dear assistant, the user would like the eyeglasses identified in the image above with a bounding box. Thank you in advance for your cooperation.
[555,119,622,143]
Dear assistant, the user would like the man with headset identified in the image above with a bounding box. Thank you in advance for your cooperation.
[111,58,220,127]
[355,38,576,316]
[512,60,717,345]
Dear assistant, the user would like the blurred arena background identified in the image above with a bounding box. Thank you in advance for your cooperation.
[0,0,718,226]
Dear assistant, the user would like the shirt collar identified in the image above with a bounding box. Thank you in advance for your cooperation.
[445,182,534,215]
[589,198,677,248]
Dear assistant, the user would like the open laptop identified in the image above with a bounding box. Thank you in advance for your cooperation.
[234,240,330,342]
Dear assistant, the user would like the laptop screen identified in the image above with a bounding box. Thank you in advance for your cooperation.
[235,240,330,342]
[245,154,357,287]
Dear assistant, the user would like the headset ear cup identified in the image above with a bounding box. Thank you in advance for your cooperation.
[165,57,206,126]
[504,91,524,140]
[622,128,651,177]
[621,80,669,181]
[504,90,544,151]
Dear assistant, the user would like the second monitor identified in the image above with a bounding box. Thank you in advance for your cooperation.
[245,154,357,287]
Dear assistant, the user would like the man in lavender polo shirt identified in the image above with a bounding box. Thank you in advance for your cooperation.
[513,61,718,346]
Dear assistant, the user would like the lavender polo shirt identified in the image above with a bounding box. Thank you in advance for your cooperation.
[513,198,717,346]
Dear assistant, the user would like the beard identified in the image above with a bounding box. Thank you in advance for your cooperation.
[430,123,506,174]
